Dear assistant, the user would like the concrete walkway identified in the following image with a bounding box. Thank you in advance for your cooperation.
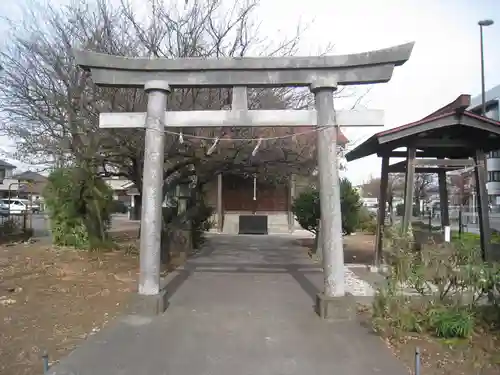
[49,234,406,375]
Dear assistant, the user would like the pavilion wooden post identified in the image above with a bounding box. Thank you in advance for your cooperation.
[437,169,450,228]
[217,173,223,233]
[374,156,389,268]
[474,149,492,260]
[402,147,416,232]
[288,174,296,233]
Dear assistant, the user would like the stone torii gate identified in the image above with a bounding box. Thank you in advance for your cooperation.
[75,43,414,318]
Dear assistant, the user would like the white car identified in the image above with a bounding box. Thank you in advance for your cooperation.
[0,199,30,216]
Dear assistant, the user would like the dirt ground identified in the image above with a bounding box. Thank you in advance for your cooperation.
[295,232,376,264]
[298,232,500,374]
[0,232,376,375]
[357,307,500,375]
[343,233,375,264]
[4,230,498,375]
[0,239,140,375]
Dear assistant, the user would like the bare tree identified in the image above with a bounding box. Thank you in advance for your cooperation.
[413,173,434,208]
[359,176,381,198]
[0,0,320,187]
[359,174,404,212]
[449,172,474,206]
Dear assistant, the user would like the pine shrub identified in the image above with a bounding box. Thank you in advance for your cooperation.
[43,166,114,250]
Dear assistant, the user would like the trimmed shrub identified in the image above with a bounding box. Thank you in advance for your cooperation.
[292,178,362,235]
[358,207,377,234]
[291,189,320,234]
[43,166,114,250]
[340,178,362,234]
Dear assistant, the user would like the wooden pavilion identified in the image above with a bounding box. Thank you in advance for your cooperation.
[346,102,500,265]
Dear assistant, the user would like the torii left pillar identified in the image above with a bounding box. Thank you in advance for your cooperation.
[136,80,170,315]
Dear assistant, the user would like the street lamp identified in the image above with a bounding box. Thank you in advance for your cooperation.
[478,19,494,115]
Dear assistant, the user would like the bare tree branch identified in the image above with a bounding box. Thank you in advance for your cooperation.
[0,0,358,208]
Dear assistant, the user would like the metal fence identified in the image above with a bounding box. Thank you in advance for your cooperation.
[425,205,500,234]
[0,212,34,241]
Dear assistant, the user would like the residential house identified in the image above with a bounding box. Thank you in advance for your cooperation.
[0,163,48,209]
[104,176,134,203]
[467,85,500,206]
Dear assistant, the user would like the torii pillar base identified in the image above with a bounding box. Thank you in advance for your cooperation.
[130,289,168,316]
[315,293,356,321]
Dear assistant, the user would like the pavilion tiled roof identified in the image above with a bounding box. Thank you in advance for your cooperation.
[374,109,500,138]
[345,96,500,162]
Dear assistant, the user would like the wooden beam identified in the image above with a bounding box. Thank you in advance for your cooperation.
[397,167,463,174]
[99,109,385,128]
[413,139,471,148]
[387,160,406,172]
[414,158,474,167]
[377,151,473,158]
[388,159,474,173]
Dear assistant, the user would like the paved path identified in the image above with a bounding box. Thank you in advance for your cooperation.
[49,235,406,375]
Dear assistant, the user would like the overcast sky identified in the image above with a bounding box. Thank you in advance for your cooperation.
[256,0,500,184]
[1,0,500,183]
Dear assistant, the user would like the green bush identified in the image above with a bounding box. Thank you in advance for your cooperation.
[291,178,362,235]
[43,166,114,250]
[189,194,214,249]
[428,307,475,338]
[358,206,377,234]
[340,179,362,234]
[291,189,320,234]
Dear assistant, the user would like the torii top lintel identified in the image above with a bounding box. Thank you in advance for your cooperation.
[73,42,414,89]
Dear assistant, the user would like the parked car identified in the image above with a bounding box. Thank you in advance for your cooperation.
[0,198,40,216]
